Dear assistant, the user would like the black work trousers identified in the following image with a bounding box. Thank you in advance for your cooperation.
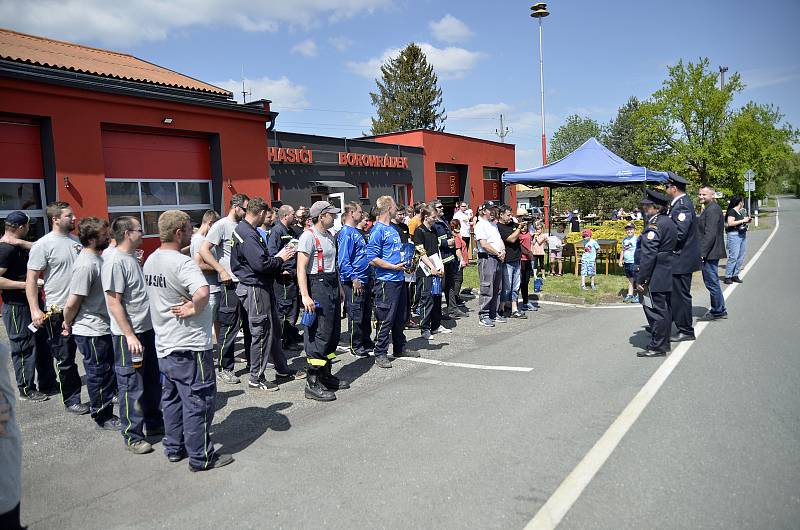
[373,280,407,357]
[43,313,82,407]
[74,334,117,425]
[158,349,217,469]
[442,259,458,310]
[342,279,374,355]
[217,282,251,371]
[2,302,56,395]
[419,275,442,332]
[274,275,301,346]
[520,260,533,305]
[671,273,695,336]
[643,291,672,353]
[304,273,341,368]
[238,283,288,383]
[112,330,163,445]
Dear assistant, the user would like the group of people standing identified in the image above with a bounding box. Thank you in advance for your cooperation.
[633,172,744,357]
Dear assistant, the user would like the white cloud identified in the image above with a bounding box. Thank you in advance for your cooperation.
[329,36,354,51]
[429,14,473,43]
[448,103,511,120]
[213,76,309,109]
[0,0,392,47]
[740,65,800,90]
[291,39,318,57]
[346,42,484,80]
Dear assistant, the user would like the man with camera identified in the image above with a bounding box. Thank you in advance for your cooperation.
[496,205,527,319]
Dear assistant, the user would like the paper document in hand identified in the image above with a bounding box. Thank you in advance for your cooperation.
[641,287,654,309]
[419,253,443,276]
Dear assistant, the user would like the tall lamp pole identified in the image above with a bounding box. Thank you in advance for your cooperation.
[531,3,550,225]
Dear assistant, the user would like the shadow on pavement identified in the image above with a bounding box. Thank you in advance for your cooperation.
[406,337,448,351]
[215,389,245,412]
[628,329,651,349]
[213,402,292,455]
[334,356,374,385]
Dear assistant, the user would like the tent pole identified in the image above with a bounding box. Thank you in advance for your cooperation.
[547,187,552,236]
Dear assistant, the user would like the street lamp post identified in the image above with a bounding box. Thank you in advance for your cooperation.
[531,3,550,225]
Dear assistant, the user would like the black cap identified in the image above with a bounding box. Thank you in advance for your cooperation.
[5,211,33,226]
[666,171,688,187]
[641,188,669,206]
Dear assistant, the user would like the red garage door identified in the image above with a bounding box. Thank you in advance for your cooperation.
[102,130,213,246]
[0,119,48,238]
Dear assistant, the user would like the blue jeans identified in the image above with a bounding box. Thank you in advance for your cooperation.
[725,232,747,278]
[701,259,726,315]
[501,260,521,305]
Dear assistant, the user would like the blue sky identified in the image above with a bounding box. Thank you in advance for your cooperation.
[3,0,798,170]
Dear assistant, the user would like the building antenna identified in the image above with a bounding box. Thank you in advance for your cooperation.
[495,114,510,143]
[241,65,251,103]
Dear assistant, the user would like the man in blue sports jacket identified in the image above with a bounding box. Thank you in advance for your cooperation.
[337,201,374,358]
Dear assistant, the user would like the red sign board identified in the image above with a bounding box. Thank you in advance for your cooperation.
[483,179,500,200]
[436,171,460,197]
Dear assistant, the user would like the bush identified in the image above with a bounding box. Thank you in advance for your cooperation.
[565,220,644,251]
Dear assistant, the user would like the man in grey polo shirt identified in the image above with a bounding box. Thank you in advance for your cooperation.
[144,210,232,472]
[62,217,119,430]
[103,215,163,454]
[200,194,249,384]
[25,201,88,415]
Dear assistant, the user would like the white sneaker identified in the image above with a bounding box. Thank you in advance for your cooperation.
[432,326,453,334]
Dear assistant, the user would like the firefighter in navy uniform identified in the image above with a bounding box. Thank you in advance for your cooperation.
[665,172,701,342]
[267,205,303,352]
[635,190,678,357]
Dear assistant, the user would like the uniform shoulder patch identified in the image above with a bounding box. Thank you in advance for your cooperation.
[647,231,655,240]
[678,212,686,222]
[647,224,658,230]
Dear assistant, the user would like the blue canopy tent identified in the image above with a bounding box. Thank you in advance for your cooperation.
[502,137,669,188]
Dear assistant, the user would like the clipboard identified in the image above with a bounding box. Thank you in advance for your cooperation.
[641,286,654,309]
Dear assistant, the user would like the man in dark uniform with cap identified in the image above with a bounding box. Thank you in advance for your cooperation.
[635,190,677,357]
[665,172,701,342]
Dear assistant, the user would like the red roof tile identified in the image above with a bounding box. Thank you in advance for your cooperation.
[0,28,231,97]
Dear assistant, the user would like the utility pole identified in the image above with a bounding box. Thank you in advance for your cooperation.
[719,65,728,90]
[241,65,251,103]
[495,114,510,143]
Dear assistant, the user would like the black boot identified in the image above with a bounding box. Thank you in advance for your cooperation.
[319,363,350,390]
[304,369,336,401]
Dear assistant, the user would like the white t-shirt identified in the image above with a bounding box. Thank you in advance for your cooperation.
[27,232,83,308]
[474,218,504,254]
[143,249,212,358]
[70,250,110,336]
[204,217,238,282]
[452,210,471,238]
[101,249,152,335]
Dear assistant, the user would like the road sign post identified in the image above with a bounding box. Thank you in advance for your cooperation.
[744,169,755,214]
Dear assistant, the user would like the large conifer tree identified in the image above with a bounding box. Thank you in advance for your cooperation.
[369,43,446,134]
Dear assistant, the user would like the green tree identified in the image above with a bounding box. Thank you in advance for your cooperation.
[603,96,641,164]
[713,102,796,198]
[548,114,602,161]
[633,58,743,185]
[369,43,446,134]
[546,115,601,215]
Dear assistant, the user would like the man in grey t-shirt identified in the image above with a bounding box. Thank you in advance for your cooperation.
[190,210,221,347]
[103,216,163,455]
[298,201,349,401]
[144,210,232,472]
[200,194,249,384]
[61,218,119,430]
[25,201,87,414]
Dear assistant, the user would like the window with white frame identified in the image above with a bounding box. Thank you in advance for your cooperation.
[0,179,48,240]
[106,179,212,236]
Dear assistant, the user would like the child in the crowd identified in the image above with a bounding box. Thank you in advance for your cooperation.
[580,228,600,290]
[618,223,639,302]
[548,222,567,276]
[531,223,548,279]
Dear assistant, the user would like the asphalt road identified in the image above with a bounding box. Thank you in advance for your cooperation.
[4,198,798,529]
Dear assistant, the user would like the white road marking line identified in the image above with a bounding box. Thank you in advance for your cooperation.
[537,300,639,309]
[525,199,781,530]
[394,357,533,372]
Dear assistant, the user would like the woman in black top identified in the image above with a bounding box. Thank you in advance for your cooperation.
[724,196,751,284]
